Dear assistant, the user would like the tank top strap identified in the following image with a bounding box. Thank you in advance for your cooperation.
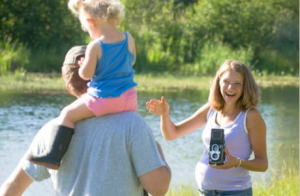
[235,109,251,134]
[124,31,128,39]
[123,32,130,46]
[206,107,215,121]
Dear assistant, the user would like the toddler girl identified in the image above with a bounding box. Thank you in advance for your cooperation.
[28,0,137,169]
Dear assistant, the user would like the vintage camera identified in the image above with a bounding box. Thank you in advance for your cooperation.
[209,128,226,165]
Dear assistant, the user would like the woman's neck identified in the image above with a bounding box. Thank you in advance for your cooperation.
[221,104,241,117]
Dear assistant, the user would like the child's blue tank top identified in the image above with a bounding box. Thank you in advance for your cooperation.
[87,32,137,98]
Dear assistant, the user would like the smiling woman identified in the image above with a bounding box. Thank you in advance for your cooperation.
[146,59,268,196]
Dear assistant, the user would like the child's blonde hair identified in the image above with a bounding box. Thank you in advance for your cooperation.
[68,0,124,21]
[208,60,261,111]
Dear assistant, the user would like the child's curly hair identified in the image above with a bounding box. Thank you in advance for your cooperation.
[68,0,124,21]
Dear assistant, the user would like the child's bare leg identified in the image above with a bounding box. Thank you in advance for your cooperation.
[27,99,94,169]
[57,98,95,128]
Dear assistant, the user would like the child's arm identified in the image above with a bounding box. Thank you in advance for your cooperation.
[79,40,101,80]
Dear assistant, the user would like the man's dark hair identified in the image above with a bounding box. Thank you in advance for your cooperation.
[62,61,89,96]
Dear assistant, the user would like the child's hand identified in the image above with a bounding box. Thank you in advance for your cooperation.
[78,57,85,66]
[146,96,169,116]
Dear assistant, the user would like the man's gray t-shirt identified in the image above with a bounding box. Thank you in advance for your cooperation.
[22,112,166,196]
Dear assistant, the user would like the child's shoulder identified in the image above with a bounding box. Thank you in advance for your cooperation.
[124,32,134,41]
[124,32,135,52]
[88,39,101,47]
[87,40,102,54]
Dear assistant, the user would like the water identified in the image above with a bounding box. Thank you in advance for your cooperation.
[0,87,298,195]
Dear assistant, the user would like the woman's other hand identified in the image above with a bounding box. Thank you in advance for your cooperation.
[210,149,240,170]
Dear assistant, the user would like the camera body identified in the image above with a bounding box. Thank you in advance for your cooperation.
[209,128,226,165]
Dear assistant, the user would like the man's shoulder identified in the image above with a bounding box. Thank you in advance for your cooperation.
[73,112,153,142]
[84,111,142,122]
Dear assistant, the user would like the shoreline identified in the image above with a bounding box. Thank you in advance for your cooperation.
[0,73,298,94]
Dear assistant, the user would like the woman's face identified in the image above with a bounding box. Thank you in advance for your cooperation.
[219,69,244,105]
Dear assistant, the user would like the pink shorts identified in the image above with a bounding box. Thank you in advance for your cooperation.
[81,88,137,116]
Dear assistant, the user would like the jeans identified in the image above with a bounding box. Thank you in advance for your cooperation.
[199,187,252,196]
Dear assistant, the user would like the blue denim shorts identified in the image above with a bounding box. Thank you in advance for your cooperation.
[199,187,252,196]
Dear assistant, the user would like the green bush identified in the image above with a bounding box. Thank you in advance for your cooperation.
[123,0,298,75]
[0,0,85,49]
[0,0,298,75]
[179,41,254,75]
[0,40,30,75]
[26,46,70,73]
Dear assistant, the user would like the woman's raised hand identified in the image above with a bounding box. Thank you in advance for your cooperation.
[146,96,169,116]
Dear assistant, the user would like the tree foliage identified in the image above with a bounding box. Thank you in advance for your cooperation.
[0,0,85,49]
[122,0,298,75]
[0,0,298,75]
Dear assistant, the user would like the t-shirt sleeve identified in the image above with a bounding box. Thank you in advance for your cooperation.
[130,119,166,177]
[22,159,50,181]
[21,120,56,181]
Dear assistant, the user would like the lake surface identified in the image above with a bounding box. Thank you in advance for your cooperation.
[0,86,298,195]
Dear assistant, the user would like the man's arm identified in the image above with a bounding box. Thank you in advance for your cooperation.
[0,120,56,196]
[0,165,33,196]
[139,142,171,196]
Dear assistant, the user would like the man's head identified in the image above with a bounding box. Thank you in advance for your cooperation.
[62,46,89,97]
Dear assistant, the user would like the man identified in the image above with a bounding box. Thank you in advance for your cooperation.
[0,46,171,196]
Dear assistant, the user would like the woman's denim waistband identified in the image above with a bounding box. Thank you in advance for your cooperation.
[199,187,252,196]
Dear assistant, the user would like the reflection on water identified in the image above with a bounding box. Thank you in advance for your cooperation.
[0,86,298,195]
[259,87,299,174]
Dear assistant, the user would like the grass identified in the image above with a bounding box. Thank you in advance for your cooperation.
[166,184,198,196]
[0,72,65,94]
[253,162,299,196]
[165,164,299,196]
[0,72,298,94]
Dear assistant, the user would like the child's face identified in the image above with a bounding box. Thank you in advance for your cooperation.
[219,70,244,105]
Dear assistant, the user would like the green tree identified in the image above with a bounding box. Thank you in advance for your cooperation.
[0,0,298,75]
[0,0,85,49]
[123,0,298,75]
[257,0,299,74]
[0,0,87,72]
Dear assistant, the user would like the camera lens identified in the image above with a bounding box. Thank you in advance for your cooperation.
[212,144,219,151]
[210,152,220,161]
[211,152,220,160]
